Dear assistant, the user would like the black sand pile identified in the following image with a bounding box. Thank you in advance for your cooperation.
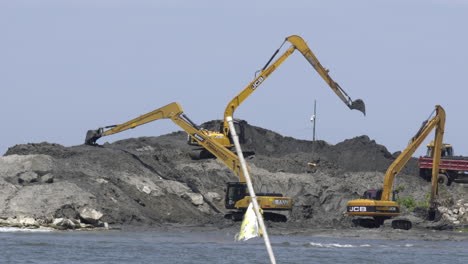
[1,122,466,232]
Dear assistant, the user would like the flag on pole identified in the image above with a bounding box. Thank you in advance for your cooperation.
[236,203,263,241]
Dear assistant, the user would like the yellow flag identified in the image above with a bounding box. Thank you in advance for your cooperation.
[235,203,263,241]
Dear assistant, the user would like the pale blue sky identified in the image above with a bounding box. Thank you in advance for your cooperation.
[1,0,467,157]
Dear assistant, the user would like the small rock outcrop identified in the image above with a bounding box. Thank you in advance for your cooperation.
[438,199,468,226]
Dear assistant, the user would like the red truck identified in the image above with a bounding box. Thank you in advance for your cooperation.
[419,143,468,185]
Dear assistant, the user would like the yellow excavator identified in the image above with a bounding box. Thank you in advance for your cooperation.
[346,105,445,230]
[188,35,366,156]
[85,102,292,221]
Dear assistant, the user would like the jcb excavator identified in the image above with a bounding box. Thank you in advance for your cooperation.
[188,35,366,156]
[85,102,292,221]
[346,105,445,230]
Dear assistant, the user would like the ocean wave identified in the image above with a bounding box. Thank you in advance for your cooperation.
[0,227,53,232]
[307,242,370,248]
[306,242,416,248]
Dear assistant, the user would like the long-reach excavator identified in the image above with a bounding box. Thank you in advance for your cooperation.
[188,35,366,155]
[85,102,292,221]
[346,105,445,230]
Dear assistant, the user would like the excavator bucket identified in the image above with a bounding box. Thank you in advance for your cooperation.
[350,99,366,116]
[85,129,102,145]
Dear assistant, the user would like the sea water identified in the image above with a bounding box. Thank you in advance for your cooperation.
[1,227,467,264]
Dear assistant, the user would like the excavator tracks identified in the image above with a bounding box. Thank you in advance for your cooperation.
[391,220,412,230]
[225,212,287,222]
[352,217,412,230]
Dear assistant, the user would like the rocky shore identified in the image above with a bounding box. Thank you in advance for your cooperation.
[1,122,467,239]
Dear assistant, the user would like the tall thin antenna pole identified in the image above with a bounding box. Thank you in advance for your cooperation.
[313,100,317,141]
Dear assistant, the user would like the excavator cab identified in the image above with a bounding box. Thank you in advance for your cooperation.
[226,120,246,144]
[362,189,382,200]
[187,120,246,147]
[225,182,247,209]
[362,189,398,201]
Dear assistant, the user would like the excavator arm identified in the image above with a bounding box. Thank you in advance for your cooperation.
[222,35,366,137]
[381,105,445,201]
[287,35,366,113]
[85,102,246,182]
[85,102,184,146]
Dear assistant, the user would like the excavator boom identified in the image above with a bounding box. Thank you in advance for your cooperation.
[222,35,365,137]
[85,102,246,182]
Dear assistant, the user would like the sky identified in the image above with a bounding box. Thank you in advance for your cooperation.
[1,0,467,157]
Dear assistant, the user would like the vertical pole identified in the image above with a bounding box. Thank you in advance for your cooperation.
[313,100,316,142]
[226,116,276,264]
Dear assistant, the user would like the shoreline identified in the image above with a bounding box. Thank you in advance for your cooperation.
[111,222,468,242]
[2,221,467,241]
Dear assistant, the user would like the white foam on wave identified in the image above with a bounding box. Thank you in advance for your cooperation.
[307,242,415,248]
[308,242,369,248]
[376,244,416,248]
[0,227,53,232]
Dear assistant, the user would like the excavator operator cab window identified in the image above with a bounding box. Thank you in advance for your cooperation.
[225,182,247,209]
[234,121,246,144]
[226,120,246,144]
[362,189,383,200]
